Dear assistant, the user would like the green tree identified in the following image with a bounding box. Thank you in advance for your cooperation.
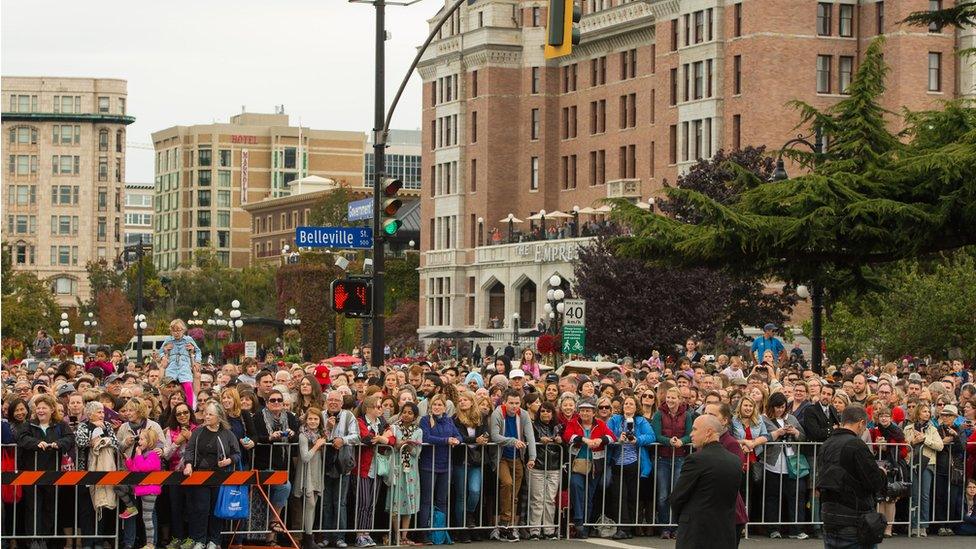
[823,250,976,360]
[385,253,420,312]
[611,38,976,293]
[308,187,354,227]
[1,249,61,343]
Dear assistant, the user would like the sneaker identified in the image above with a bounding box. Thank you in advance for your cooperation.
[543,533,558,540]
[507,529,519,542]
[790,533,809,540]
[920,529,928,537]
[353,537,368,548]
[190,544,204,549]
[205,543,218,549]
[165,541,181,549]
[178,540,195,549]
[119,507,140,520]
[660,530,671,540]
[334,540,348,548]
[769,531,782,539]
[489,529,502,541]
[365,536,377,547]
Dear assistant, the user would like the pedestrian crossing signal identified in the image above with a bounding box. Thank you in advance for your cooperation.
[331,279,372,318]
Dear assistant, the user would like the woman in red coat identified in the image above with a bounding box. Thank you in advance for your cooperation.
[563,401,615,539]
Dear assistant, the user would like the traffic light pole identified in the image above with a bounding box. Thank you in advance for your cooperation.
[359,0,470,369]
[370,0,387,370]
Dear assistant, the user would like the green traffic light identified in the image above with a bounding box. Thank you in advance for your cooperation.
[383,219,403,235]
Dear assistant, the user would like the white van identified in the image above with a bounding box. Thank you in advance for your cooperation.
[124,335,169,361]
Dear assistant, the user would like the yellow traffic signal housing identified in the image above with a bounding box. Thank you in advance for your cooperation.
[544,0,581,60]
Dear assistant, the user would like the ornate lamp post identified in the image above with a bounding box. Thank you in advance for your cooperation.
[83,312,98,345]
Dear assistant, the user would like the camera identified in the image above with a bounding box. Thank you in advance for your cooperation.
[883,480,911,500]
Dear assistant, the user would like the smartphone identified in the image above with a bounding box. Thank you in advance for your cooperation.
[103,407,121,423]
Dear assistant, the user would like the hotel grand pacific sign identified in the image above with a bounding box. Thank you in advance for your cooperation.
[514,241,583,263]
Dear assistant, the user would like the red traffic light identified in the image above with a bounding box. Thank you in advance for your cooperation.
[383,178,403,197]
[331,279,372,317]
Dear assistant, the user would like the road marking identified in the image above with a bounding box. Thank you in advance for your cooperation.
[582,538,656,549]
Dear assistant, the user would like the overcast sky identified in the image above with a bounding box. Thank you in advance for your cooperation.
[1,0,439,182]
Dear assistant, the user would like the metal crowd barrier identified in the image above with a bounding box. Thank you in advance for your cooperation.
[3,434,972,546]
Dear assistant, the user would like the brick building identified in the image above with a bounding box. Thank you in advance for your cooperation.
[416,0,974,339]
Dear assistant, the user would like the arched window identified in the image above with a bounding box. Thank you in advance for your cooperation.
[51,276,77,295]
[116,130,124,153]
[98,129,109,151]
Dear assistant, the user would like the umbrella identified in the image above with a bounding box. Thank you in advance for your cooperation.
[546,210,574,218]
[465,330,492,339]
[499,214,523,243]
[521,329,543,338]
[323,353,362,367]
[636,201,652,210]
[577,206,598,214]
[444,330,469,339]
[595,205,613,213]
[426,331,451,339]
[557,360,620,376]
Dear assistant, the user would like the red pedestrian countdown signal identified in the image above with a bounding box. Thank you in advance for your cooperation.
[331,279,372,318]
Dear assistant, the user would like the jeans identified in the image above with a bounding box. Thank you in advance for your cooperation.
[417,469,450,538]
[911,466,933,529]
[166,485,191,541]
[451,464,482,527]
[187,486,222,545]
[655,456,684,527]
[322,474,350,542]
[569,469,603,525]
[823,532,876,549]
[763,470,807,535]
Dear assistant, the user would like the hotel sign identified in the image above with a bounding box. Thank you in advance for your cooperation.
[514,242,581,263]
[231,135,258,144]
[240,149,249,204]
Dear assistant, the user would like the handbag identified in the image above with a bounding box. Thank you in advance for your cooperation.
[214,438,250,520]
[374,447,390,478]
[786,452,810,479]
[571,458,592,475]
[857,511,886,545]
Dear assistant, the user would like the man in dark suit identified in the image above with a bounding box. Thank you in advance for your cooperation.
[671,415,742,549]
[803,383,840,443]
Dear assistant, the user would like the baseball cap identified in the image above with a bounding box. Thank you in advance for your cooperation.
[56,383,76,397]
[763,323,777,331]
[161,376,180,386]
[354,371,367,381]
[578,401,596,409]
[545,372,559,384]
[908,372,923,382]
[509,369,525,379]
[940,404,959,416]
[104,374,121,384]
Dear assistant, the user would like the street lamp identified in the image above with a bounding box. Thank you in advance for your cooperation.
[512,312,520,344]
[772,130,825,374]
[283,307,302,356]
[187,310,204,327]
[572,205,580,237]
[207,308,226,363]
[59,312,70,345]
[546,274,566,335]
[132,314,148,363]
[280,244,300,265]
[229,300,243,342]
[83,312,98,345]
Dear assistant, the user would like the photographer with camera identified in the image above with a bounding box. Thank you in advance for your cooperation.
[818,406,887,549]
[869,406,909,537]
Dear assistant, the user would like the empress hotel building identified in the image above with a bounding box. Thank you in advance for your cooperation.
[417,0,975,340]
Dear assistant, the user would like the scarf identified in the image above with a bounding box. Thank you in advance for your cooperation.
[301,425,322,445]
[261,408,286,437]
[397,420,418,470]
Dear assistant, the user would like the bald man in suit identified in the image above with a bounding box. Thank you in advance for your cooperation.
[670,415,743,549]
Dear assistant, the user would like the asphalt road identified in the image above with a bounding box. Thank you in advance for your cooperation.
[459,535,974,548]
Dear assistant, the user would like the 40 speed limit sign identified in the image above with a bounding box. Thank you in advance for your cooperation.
[561,299,586,354]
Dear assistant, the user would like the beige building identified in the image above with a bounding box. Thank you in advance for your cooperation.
[151,112,365,272]
[123,181,153,246]
[416,0,974,339]
[2,76,133,307]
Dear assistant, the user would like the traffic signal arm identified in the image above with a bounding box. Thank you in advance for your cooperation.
[544,0,581,60]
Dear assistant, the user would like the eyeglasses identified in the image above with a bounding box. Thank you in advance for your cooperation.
[175,411,190,416]
[268,398,284,403]
[598,405,611,410]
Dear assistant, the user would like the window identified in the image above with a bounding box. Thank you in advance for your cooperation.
[52,185,79,205]
[618,94,636,128]
[472,70,478,97]
[219,149,231,167]
[620,49,637,80]
[98,97,110,113]
[97,217,107,242]
[9,126,37,145]
[669,125,678,164]
[217,190,231,207]
[694,11,704,44]
[197,211,211,227]
[283,147,296,169]
[13,242,33,265]
[98,156,108,180]
[198,190,211,207]
[706,59,713,97]
[817,3,832,36]
[817,55,832,93]
[530,108,540,139]
[928,52,942,91]
[929,1,942,32]
[682,122,689,161]
[197,231,211,247]
[52,125,79,145]
[10,185,36,205]
[693,62,704,99]
[52,277,76,294]
[198,148,212,167]
[529,157,539,190]
[589,150,606,185]
[670,19,679,50]
[470,159,477,192]
[733,55,742,94]
[116,130,124,153]
[683,64,690,102]
[734,3,742,37]
[670,68,678,105]
[590,56,607,86]
[10,215,35,234]
[119,98,126,115]
[732,114,742,150]
[218,170,231,187]
[839,4,854,37]
[618,145,636,178]
[198,170,212,186]
[707,8,713,40]
[10,154,37,175]
[217,211,231,228]
[684,14,690,46]
[532,6,541,26]
[9,94,37,113]
[876,1,884,34]
[51,155,79,175]
[839,56,854,93]
[217,231,230,248]
[471,111,477,142]
[531,67,540,94]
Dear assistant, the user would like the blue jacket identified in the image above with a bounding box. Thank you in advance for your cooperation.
[419,414,462,473]
[162,335,202,383]
[605,414,655,478]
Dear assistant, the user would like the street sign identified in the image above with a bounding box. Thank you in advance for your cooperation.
[244,341,257,358]
[563,298,586,326]
[562,325,586,354]
[74,333,86,347]
[348,198,373,221]
[296,226,373,249]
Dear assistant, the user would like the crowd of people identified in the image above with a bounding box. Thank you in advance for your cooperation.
[2,319,976,549]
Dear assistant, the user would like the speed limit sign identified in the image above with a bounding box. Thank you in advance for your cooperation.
[562,299,586,327]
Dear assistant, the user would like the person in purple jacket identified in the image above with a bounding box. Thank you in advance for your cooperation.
[417,394,461,544]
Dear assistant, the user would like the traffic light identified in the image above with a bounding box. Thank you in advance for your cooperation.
[331,278,372,318]
[544,0,581,60]
[381,177,404,237]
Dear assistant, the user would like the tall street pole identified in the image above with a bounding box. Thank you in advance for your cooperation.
[370,0,387,370]
[135,243,145,365]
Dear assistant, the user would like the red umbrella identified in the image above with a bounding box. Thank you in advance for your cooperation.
[323,353,363,367]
